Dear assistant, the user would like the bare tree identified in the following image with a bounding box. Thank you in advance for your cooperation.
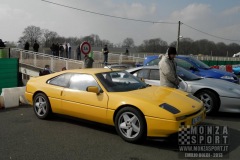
[20,25,42,45]
[139,38,168,53]
[43,29,58,47]
[122,37,135,48]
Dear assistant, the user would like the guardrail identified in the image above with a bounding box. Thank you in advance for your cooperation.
[193,55,240,62]
[10,48,145,70]
[10,48,84,72]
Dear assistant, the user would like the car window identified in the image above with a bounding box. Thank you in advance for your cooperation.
[177,67,201,81]
[48,73,72,87]
[146,58,160,66]
[137,69,150,79]
[175,58,194,70]
[149,70,160,80]
[187,57,210,69]
[69,74,100,91]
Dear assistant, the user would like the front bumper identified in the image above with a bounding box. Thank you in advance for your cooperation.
[145,108,206,137]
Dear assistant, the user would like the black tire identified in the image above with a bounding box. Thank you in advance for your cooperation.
[195,90,220,115]
[115,107,146,143]
[33,93,52,119]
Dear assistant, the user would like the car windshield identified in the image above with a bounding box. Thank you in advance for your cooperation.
[96,71,149,92]
[177,67,202,81]
[187,57,211,69]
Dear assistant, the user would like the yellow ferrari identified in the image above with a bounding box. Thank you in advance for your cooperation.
[25,69,205,143]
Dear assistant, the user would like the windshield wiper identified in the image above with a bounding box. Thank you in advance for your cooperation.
[138,84,151,89]
[192,78,202,81]
[201,67,210,70]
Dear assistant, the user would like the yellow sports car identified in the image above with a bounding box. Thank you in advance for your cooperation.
[25,69,205,143]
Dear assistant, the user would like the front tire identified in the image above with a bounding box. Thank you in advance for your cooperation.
[33,93,52,119]
[195,90,220,115]
[115,107,146,143]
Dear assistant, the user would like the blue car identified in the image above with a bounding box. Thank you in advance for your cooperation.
[233,66,240,75]
[144,55,239,83]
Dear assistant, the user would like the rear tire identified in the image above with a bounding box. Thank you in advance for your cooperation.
[115,107,146,143]
[195,90,220,115]
[33,93,52,119]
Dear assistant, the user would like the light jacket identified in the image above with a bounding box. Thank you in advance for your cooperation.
[159,53,178,88]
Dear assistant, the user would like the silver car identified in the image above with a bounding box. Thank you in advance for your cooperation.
[127,66,240,114]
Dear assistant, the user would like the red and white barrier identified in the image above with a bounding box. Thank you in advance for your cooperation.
[211,65,234,73]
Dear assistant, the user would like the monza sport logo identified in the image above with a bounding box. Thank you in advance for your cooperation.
[178,125,229,159]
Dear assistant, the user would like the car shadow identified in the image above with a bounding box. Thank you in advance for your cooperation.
[200,122,240,156]
[50,114,240,154]
[7,106,238,154]
[206,112,240,122]
[0,104,31,113]
[50,113,180,151]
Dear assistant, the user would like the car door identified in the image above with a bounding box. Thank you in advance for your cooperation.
[61,73,109,123]
[46,73,72,113]
[136,69,159,85]
[148,69,161,85]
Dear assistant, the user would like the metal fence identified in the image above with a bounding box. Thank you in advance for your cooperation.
[10,48,84,72]
[10,48,145,70]
[193,55,240,62]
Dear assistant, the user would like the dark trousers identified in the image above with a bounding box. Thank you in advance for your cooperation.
[103,53,108,65]
[77,52,81,60]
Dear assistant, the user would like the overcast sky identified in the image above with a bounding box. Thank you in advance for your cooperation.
[0,0,240,45]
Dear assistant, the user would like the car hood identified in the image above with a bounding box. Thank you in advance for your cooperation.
[198,68,235,78]
[121,86,203,114]
[187,78,240,98]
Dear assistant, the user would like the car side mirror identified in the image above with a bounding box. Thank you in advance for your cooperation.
[190,67,199,71]
[140,78,145,82]
[86,86,100,95]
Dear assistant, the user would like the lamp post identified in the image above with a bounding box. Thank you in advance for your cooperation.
[176,21,182,53]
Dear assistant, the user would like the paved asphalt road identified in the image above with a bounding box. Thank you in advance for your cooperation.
[0,105,239,160]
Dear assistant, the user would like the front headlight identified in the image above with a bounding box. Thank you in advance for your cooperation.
[159,103,180,114]
[187,94,202,103]
[221,76,234,80]
[176,116,186,121]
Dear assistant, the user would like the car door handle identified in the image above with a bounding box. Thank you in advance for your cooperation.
[60,90,63,96]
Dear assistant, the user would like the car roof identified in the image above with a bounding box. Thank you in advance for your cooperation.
[177,55,191,58]
[62,68,120,74]
[140,66,159,69]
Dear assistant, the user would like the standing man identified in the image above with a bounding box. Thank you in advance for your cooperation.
[50,43,56,56]
[76,45,81,60]
[65,43,68,58]
[59,44,64,57]
[125,48,129,56]
[67,43,71,59]
[33,40,39,52]
[102,44,109,65]
[159,47,179,88]
[0,39,5,48]
[84,54,94,68]
[55,43,60,57]
[24,41,30,50]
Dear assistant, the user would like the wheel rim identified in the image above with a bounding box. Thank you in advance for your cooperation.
[199,93,213,113]
[34,96,47,117]
[118,112,140,139]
